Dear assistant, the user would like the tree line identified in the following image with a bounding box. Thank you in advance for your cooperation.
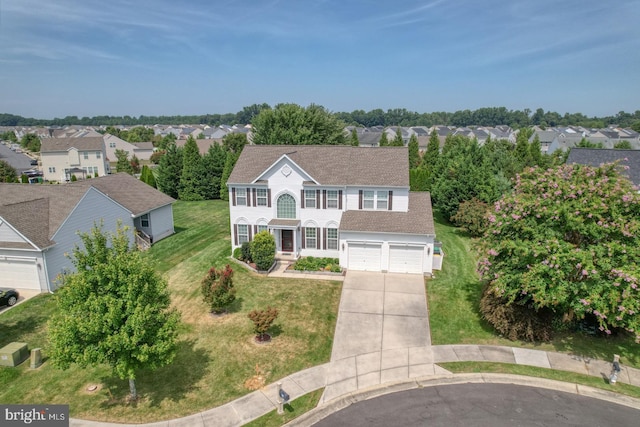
[2,105,640,129]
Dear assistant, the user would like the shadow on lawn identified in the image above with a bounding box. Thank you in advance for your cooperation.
[99,339,210,408]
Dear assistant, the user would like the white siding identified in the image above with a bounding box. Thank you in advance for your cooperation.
[344,187,409,212]
[45,188,134,291]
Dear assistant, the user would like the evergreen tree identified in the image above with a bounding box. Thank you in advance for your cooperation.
[408,134,421,168]
[219,151,237,201]
[202,143,227,199]
[422,129,440,170]
[179,136,207,201]
[391,127,404,146]
[140,165,156,188]
[350,129,359,146]
[156,143,183,199]
[378,132,389,147]
[115,149,133,174]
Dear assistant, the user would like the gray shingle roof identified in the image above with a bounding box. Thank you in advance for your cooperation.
[228,145,409,187]
[339,192,435,235]
[41,137,105,152]
[0,174,175,249]
[566,148,640,186]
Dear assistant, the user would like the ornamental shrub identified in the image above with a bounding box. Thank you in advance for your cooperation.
[478,163,640,342]
[250,231,275,271]
[233,247,243,261]
[248,306,278,338]
[201,264,235,314]
[241,242,252,263]
[451,197,490,237]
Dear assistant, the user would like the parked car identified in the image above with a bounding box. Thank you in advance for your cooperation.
[0,288,19,307]
[30,159,38,166]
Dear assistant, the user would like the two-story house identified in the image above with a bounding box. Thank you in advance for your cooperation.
[228,145,438,275]
[40,137,110,182]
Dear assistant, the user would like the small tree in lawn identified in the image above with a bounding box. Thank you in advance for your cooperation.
[201,264,235,314]
[251,231,276,271]
[248,306,279,342]
[48,223,180,401]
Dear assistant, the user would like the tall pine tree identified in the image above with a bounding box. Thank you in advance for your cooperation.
[408,134,421,168]
[179,136,207,201]
[156,142,183,199]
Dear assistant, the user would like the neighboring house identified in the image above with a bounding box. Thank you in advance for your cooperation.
[227,145,439,275]
[40,137,109,181]
[104,134,153,162]
[566,148,640,187]
[0,173,175,293]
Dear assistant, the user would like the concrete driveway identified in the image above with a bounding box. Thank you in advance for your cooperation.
[330,271,430,361]
[0,289,43,315]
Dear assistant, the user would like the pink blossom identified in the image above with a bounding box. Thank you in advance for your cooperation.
[582,269,588,276]
[488,249,498,256]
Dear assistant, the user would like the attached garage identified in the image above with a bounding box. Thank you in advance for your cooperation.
[388,245,424,274]
[0,257,40,290]
[347,242,382,271]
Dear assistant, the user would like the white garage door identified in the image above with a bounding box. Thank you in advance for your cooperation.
[0,257,40,290]
[389,245,424,274]
[348,243,382,271]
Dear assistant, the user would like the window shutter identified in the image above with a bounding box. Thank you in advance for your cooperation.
[388,190,393,211]
[233,224,238,245]
[359,190,363,209]
[323,228,327,250]
[248,226,253,241]
[232,187,236,206]
[301,189,305,209]
[301,227,306,248]
[323,190,327,209]
[254,225,258,235]
[338,190,343,210]
[317,228,321,249]
[247,187,252,207]
[316,190,321,209]
[253,189,257,206]
[267,189,272,207]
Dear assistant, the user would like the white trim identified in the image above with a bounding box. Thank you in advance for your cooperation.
[253,154,319,185]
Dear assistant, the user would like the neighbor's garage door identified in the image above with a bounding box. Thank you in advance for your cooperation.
[0,257,40,290]
[348,243,382,272]
[388,245,424,274]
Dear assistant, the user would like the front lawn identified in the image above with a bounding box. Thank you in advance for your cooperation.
[427,212,640,368]
[0,200,342,423]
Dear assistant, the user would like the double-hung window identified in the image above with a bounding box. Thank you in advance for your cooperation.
[305,190,316,208]
[305,228,316,249]
[377,191,388,210]
[237,224,249,244]
[96,151,101,159]
[236,188,247,206]
[327,190,338,209]
[84,152,89,160]
[327,228,338,250]
[256,188,268,206]
[363,191,375,209]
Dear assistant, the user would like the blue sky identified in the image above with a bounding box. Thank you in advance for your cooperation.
[1,0,638,119]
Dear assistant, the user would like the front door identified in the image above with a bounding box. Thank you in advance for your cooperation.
[281,230,293,252]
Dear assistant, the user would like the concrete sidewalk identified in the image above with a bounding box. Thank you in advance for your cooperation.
[70,345,640,427]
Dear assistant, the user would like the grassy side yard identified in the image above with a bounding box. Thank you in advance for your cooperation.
[0,200,342,423]
[427,213,640,368]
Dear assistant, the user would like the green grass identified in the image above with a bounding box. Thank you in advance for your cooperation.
[427,212,640,368]
[440,362,640,400]
[0,200,341,423]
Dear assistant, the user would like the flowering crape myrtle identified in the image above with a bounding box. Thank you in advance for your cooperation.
[478,163,640,342]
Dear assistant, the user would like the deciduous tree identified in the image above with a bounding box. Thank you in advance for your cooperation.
[48,224,180,400]
[0,160,18,182]
[201,264,235,314]
[478,163,640,342]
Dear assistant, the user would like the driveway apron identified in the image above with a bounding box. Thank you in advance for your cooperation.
[330,271,431,361]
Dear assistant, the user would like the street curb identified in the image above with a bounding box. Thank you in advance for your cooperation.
[285,373,640,426]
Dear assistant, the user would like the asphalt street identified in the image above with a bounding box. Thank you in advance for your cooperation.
[312,383,640,427]
[0,142,36,174]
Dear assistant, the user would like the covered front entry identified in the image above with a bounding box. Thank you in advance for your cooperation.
[388,245,424,274]
[281,229,294,252]
[0,257,41,290]
[347,242,382,271]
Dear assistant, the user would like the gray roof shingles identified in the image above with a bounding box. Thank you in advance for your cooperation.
[340,192,435,235]
[228,145,409,187]
[41,137,105,152]
[0,174,175,249]
[566,148,640,186]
